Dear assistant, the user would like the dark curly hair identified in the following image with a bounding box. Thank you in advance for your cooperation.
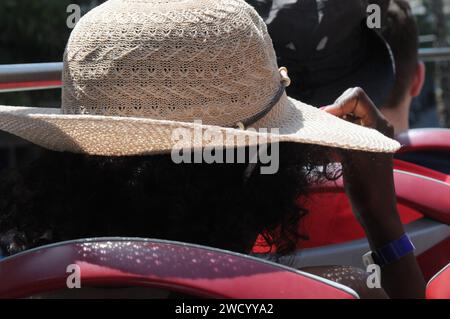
[0,142,339,257]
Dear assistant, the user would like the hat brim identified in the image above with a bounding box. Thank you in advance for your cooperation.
[0,94,399,156]
[289,26,395,107]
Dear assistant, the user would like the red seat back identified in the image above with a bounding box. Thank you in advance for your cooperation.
[307,160,450,225]
[0,238,357,299]
[396,128,450,153]
[253,159,450,253]
[426,263,450,299]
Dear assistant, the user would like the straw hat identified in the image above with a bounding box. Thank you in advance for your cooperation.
[0,0,400,156]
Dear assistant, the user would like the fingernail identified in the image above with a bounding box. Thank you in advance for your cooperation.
[319,106,327,110]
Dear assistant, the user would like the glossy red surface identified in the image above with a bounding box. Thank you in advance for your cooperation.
[0,239,357,299]
[0,80,61,91]
[397,128,450,153]
[418,237,450,282]
[426,263,450,299]
[394,159,450,183]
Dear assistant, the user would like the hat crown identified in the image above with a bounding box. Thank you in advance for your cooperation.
[62,0,281,126]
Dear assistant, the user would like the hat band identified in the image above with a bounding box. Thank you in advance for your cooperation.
[233,67,290,129]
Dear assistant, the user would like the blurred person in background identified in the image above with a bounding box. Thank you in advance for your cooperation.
[383,0,450,174]
[380,0,425,136]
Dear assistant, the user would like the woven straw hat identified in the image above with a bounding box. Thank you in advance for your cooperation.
[0,0,400,156]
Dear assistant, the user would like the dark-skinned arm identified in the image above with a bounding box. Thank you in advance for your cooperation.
[322,87,426,299]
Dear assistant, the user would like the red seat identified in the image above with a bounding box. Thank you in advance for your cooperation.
[304,159,450,233]
[0,238,358,299]
[396,128,450,153]
[396,128,450,174]
[426,263,450,299]
[253,159,450,252]
[252,159,450,280]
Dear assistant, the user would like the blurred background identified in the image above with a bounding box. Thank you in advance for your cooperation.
[0,0,109,169]
[0,0,108,108]
[0,0,449,168]
[409,0,450,129]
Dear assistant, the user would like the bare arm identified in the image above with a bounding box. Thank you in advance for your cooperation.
[322,88,426,299]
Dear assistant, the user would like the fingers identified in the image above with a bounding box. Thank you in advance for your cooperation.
[322,87,378,128]
[321,87,395,138]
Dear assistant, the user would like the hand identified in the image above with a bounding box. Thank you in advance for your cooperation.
[321,87,397,226]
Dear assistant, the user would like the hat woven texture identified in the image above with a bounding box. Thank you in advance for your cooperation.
[0,0,400,156]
